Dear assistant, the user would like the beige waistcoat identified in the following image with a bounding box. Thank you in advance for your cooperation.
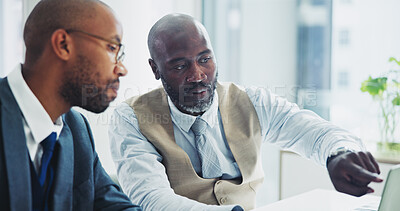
[125,82,264,210]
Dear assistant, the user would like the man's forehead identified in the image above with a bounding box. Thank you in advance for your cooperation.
[157,31,209,54]
[160,25,207,45]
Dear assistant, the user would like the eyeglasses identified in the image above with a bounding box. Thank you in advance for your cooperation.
[66,29,125,64]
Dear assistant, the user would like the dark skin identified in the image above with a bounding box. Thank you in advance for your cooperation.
[327,151,382,196]
[22,0,127,122]
[148,14,383,197]
[148,15,217,116]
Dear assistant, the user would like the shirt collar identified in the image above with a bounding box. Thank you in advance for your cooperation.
[168,89,219,133]
[7,64,63,142]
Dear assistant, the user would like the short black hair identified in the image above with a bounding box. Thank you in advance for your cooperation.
[23,0,101,64]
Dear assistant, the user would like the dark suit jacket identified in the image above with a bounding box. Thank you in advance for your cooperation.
[0,77,141,211]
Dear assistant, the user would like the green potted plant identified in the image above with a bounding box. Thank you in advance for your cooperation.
[361,57,400,156]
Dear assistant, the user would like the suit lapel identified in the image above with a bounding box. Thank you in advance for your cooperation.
[0,78,32,210]
[50,118,74,210]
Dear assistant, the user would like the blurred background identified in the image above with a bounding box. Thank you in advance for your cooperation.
[1,0,399,207]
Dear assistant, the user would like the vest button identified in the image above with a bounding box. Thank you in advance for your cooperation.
[220,197,227,204]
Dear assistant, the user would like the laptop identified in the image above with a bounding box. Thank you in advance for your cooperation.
[353,164,400,211]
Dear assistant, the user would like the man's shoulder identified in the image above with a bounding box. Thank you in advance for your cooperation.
[218,81,237,86]
[0,77,18,108]
[0,78,5,102]
[216,81,248,96]
[63,109,85,122]
[0,77,10,96]
[125,86,165,107]
[62,109,96,152]
[62,109,90,132]
[219,82,273,100]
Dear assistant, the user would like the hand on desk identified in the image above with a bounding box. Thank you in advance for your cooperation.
[327,151,383,197]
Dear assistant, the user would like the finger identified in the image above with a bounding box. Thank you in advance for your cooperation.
[334,180,374,197]
[354,152,368,172]
[358,152,378,173]
[349,152,370,172]
[350,175,370,187]
[347,165,383,183]
[367,152,381,174]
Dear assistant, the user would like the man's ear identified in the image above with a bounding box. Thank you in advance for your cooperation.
[50,29,72,61]
[149,58,160,80]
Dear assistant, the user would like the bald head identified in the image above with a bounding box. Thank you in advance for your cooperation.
[147,14,218,115]
[24,0,107,64]
[147,13,213,62]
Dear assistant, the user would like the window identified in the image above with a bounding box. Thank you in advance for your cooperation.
[338,29,350,46]
[337,71,349,88]
[330,0,400,147]
[202,0,242,84]
[340,0,353,4]
[297,0,332,120]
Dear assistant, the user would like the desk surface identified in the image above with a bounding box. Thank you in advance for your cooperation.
[253,189,380,211]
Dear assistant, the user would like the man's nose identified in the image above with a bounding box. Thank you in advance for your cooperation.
[114,62,128,77]
[186,64,207,82]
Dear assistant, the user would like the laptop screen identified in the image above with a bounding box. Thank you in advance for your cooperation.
[378,164,400,211]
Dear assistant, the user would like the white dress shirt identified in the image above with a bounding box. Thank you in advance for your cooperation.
[109,85,365,211]
[7,65,63,172]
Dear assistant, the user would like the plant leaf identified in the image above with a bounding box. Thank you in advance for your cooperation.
[389,57,400,66]
[360,76,387,96]
[392,95,400,106]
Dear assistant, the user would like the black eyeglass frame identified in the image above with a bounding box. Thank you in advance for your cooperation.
[65,29,125,64]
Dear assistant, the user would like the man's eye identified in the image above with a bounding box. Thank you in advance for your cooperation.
[174,65,186,70]
[108,44,118,52]
[200,56,211,63]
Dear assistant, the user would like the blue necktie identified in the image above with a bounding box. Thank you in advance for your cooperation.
[191,118,222,178]
[39,132,57,186]
[31,132,57,211]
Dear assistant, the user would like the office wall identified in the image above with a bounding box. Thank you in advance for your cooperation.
[240,0,297,206]
[0,0,24,77]
[240,0,297,100]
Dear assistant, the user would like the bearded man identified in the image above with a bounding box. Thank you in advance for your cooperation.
[109,14,382,211]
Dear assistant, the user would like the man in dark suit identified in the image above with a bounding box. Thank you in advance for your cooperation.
[0,0,141,210]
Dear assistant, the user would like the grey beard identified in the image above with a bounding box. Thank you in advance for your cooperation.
[178,94,214,114]
[160,74,217,115]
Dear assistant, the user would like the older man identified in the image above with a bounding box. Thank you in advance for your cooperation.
[0,0,141,210]
[109,14,382,211]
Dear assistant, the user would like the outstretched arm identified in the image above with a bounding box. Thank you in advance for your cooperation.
[246,86,382,196]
